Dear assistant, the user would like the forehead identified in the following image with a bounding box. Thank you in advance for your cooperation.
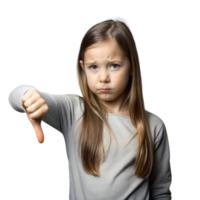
[84,39,126,61]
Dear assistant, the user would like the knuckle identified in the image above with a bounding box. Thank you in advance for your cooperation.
[29,113,34,119]
[41,98,46,104]
[45,104,49,111]
[36,94,41,99]
[24,102,27,107]
[38,99,45,107]
[24,100,29,107]
[26,107,30,112]
[30,112,37,119]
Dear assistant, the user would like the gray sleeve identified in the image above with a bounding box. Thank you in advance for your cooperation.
[8,85,38,113]
[149,123,172,200]
[8,85,76,135]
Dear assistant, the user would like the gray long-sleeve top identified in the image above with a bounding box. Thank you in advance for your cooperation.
[8,85,172,200]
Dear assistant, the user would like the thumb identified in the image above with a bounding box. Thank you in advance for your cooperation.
[33,120,46,144]
[25,113,46,144]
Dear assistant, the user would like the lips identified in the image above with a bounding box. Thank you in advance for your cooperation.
[99,88,111,92]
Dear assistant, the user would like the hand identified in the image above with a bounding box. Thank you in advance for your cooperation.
[21,89,49,143]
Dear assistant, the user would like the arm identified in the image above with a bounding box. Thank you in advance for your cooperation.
[149,123,172,200]
[9,85,62,133]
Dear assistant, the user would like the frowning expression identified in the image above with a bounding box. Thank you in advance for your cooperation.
[79,39,132,103]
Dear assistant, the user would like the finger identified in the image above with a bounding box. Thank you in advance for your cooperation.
[23,93,41,109]
[26,110,46,143]
[26,98,46,114]
[22,89,35,103]
[31,119,44,143]
[29,104,48,120]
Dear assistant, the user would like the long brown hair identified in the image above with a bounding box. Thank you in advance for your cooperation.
[73,18,153,179]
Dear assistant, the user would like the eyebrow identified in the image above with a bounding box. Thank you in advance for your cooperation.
[85,60,122,65]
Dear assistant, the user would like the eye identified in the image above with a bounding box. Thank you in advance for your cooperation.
[110,64,120,69]
[89,64,119,70]
[89,65,98,70]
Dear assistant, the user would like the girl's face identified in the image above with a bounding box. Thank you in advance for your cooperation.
[79,39,132,112]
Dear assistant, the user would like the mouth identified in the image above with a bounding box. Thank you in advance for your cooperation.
[100,88,110,90]
[99,88,111,92]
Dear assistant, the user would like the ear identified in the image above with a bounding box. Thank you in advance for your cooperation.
[79,60,84,70]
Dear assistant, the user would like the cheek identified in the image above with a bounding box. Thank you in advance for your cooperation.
[113,73,128,88]
[87,74,96,90]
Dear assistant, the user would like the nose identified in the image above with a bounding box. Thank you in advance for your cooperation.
[99,69,110,83]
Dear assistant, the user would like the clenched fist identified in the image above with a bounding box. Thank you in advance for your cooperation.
[21,89,49,143]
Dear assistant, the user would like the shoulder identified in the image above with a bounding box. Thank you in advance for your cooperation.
[146,110,164,128]
[145,110,166,139]
[63,94,84,112]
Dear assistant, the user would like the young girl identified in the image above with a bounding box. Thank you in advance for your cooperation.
[9,19,172,200]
